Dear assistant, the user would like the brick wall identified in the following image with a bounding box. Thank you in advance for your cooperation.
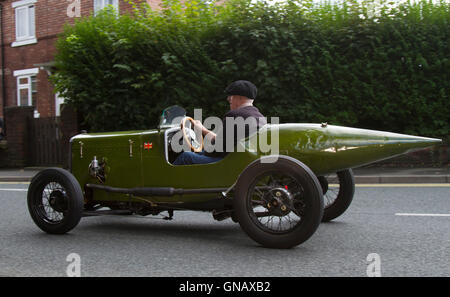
[0,106,34,167]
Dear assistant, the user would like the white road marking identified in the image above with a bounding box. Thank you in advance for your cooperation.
[0,189,28,192]
[356,184,450,187]
[395,213,450,217]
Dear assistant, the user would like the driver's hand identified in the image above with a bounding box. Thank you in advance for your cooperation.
[192,120,204,131]
[192,120,209,136]
[183,118,211,136]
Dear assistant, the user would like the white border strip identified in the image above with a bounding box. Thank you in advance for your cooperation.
[13,67,39,77]
[12,38,37,48]
[12,0,37,8]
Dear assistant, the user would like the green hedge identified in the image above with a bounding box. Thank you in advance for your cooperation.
[52,0,449,140]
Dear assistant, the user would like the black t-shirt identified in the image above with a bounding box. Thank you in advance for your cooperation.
[205,106,266,157]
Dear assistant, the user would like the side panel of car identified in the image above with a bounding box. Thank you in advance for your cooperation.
[139,130,258,203]
[71,128,262,204]
[142,137,258,202]
[71,131,144,203]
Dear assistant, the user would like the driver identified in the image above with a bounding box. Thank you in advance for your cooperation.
[173,80,267,165]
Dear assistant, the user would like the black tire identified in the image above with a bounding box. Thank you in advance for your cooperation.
[318,169,355,222]
[233,156,323,249]
[27,168,84,234]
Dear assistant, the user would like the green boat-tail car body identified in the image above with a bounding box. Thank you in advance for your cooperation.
[27,106,442,248]
[70,123,440,203]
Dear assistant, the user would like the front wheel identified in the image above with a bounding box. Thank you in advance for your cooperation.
[27,168,84,234]
[233,157,324,249]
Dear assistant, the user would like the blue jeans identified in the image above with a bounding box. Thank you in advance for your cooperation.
[173,151,223,165]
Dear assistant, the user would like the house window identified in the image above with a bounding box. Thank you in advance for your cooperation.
[12,0,37,47]
[94,0,119,15]
[15,4,35,40]
[14,68,39,107]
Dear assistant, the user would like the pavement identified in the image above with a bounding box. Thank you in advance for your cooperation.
[0,166,448,183]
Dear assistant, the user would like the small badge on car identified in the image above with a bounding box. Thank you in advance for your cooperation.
[144,142,153,150]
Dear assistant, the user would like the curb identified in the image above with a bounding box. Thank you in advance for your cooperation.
[354,175,450,184]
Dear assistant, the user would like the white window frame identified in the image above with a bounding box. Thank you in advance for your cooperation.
[12,0,37,47]
[55,92,65,117]
[94,0,119,15]
[14,68,39,107]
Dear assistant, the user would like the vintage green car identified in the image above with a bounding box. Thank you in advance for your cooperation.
[27,106,441,248]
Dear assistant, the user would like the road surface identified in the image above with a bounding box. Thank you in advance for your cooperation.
[0,182,448,277]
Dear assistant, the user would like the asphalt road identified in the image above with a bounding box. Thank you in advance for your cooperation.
[0,182,449,277]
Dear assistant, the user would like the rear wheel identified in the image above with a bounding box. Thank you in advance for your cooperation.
[233,157,323,249]
[27,168,84,234]
[318,169,355,222]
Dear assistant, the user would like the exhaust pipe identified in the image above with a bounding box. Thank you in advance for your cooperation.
[85,184,228,196]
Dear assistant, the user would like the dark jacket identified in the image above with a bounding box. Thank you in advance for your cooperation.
[205,106,266,157]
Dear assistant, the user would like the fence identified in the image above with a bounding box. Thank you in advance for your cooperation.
[28,117,63,166]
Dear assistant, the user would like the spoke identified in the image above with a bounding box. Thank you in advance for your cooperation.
[268,215,274,228]
[37,182,66,223]
[286,214,295,228]
[251,200,265,206]
[56,212,63,221]
[255,211,271,218]
[249,171,308,233]
[267,175,277,187]
[42,189,50,200]
[253,190,264,200]
[254,186,265,197]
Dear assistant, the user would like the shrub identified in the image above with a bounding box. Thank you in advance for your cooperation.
[52,0,449,140]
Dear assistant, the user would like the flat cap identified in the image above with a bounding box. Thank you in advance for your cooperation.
[224,80,257,99]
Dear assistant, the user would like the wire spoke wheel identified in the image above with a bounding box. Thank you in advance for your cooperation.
[318,169,355,222]
[248,171,306,234]
[27,168,84,234]
[36,182,68,224]
[233,157,324,249]
[319,173,341,209]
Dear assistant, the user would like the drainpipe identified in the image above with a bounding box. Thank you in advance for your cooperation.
[0,1,6,132]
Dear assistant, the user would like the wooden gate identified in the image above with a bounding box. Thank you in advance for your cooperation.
[29,117,63,166]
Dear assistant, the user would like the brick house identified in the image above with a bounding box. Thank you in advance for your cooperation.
[0,0,161,127]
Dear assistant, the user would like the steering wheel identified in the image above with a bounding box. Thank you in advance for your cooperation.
[181,117,204,153]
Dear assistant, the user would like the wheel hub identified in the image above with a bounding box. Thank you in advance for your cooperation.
[264,188,292,217]
[48,190,68,213]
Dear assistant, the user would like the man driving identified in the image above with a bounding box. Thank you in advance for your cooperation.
[173,80,267,165]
